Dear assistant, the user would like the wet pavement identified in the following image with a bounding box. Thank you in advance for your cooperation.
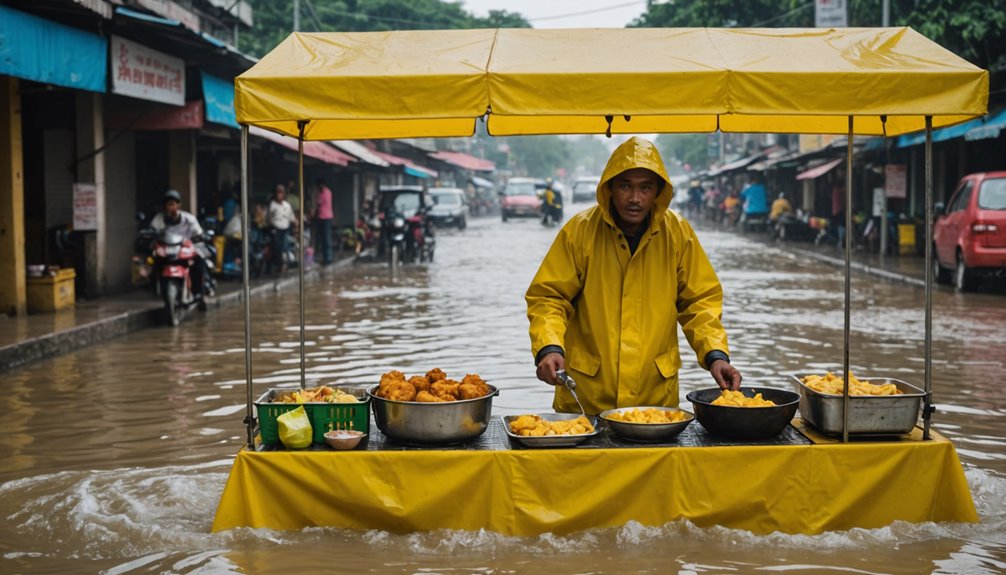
[1,206,1004,574]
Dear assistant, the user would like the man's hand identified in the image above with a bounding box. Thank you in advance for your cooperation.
[536,352,566,386]
[710,359,742,391]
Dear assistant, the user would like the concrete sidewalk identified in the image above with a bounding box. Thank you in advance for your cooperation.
[0,256,354,373]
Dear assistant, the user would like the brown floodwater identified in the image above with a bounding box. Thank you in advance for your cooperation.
[1,208,1005,574]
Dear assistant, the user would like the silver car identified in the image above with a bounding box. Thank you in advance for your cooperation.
[428,187,470,229]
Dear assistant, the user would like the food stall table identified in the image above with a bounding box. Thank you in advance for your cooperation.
[212,418,976,536]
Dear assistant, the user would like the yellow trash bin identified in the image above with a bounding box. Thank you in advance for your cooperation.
[897,223,916,255]
[26,268,76,313]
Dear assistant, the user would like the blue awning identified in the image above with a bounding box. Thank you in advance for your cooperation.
[0,5,107,92]
[405,165,432,179]
[201,72,239,129]
[897,113,999,148]
[964,109,1006,142]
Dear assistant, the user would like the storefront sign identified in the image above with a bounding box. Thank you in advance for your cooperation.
[111,36,185,106]
[885,164,907,199]
[815,0,847,28]
[73,183,98,231]
[872,187,886,217]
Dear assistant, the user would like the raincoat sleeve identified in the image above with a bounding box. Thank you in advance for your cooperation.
[675,221,729,369]
[526,227,583,359]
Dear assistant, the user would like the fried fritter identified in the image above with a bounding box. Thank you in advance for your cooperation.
[459,373,490,399]
[431,379,461,400]
[426,368,447,383]
[408,375,432,393]
[382,380,417,402]
[379,370,406,394]
[416,390,449,402]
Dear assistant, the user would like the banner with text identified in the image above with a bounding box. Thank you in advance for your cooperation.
[111,35,185,106]
[815,0,847,28]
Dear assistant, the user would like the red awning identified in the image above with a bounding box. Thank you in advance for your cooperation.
[107,100,204,131]
[250,126,354,166]
[430,150,495,172]
[373,150,439,178]
[796,158,844,180]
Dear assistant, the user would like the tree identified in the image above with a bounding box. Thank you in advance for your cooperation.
[655,134,708,173]
[565,136,611,178]
[241,0,530,58]
[501,136,570,178]
[631,0,1005,72]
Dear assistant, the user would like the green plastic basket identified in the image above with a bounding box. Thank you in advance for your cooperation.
[254,388,371,447]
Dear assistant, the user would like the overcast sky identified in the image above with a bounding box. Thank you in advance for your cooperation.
[462,0,647,29]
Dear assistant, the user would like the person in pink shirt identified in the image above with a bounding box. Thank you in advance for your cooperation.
[313,178,334,265]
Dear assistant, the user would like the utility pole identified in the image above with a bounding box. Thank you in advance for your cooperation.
[294,0,300,32]
[882,0,890,26]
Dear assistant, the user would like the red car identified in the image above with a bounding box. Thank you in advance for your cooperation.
[933,171,1006,291]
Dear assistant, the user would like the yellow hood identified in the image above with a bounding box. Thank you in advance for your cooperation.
[596,137,674,224]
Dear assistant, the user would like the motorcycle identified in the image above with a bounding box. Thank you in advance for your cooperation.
[405,208,435,263]
[150,231,199,326]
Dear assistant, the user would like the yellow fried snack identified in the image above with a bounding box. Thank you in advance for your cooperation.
[711,389,777,407]
[802,372,902,396]
[276,386,359,404]
[607,408,688,424]
[509,415,595,436]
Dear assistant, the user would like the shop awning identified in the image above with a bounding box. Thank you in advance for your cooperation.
[0,4,107,92]
[471,176,495,188]
[430,150,495,172]
[235,27,988,140]
[708,153,762,177]
[202,72,239,129]
[330,141,390,167]
[796,158,844,180]
[373,150,438,179]
[965,108,1006,141]
[250,126,354,166]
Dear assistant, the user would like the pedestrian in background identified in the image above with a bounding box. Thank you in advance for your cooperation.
[268,184,297,275]
[313,178,334,266]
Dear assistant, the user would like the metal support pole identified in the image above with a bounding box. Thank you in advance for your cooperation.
[842,116,853,443]
[298,122,307,390]
[240,126,254,449]
[924,116,934,440]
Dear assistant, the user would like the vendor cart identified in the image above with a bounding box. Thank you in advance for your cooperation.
[215,27,988,535]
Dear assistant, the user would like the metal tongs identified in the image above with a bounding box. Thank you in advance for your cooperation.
[556,369,586,417]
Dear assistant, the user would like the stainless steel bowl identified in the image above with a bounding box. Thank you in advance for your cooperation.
[367,384,499,445]
[598,406,693,442]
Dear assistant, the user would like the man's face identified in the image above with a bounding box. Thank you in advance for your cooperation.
[275,186,286,201]
[164,200,180,218]
[610,168,660,228]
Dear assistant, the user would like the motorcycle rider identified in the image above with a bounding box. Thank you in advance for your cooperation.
[150,189,209,311]
[541,178,563,226]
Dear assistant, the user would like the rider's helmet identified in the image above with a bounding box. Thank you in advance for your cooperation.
[163,189,182,203]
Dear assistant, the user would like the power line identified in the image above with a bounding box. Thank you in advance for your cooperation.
[751,2,814,27]
[529,1,646,23]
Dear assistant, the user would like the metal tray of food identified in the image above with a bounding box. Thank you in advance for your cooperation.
[502,414,600,448]
[598,406,693,442]
[367,384,498,445]
[790,375,924,436]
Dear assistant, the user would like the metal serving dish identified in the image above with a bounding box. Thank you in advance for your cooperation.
[686,387,800,438]
[790,375,924,436]
[502,413,601,448]
[367,384,498,445]
[598,406,693,442]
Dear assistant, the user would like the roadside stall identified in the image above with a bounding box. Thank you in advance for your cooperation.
[213,27,987,535]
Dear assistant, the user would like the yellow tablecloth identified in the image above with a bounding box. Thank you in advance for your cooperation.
[212,427,976,535]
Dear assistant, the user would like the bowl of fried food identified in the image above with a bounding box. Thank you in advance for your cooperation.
[598,406,694,442]
[502,413,600,448]
[686,387,800,439]
[367,368,498,445]
[324,429,366,450]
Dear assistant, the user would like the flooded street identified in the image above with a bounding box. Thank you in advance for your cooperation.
[2,206,1005,574]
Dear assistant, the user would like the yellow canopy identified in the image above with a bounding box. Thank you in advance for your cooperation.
[235,27,988,140]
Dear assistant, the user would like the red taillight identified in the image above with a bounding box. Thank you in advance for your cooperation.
[972,223,999,234]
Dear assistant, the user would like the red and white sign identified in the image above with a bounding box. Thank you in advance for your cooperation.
[885,164,907,199]
[73,183,98,231]
[815,0,847,28]
[111,36,185,106]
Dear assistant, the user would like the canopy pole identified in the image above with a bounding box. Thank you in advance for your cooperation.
[240,125,254,449]
[298,121,307,391]
[924,116,934,440]
[842,116,853,444]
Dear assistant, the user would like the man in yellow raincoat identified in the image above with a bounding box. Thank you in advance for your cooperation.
[526,137,742,414]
